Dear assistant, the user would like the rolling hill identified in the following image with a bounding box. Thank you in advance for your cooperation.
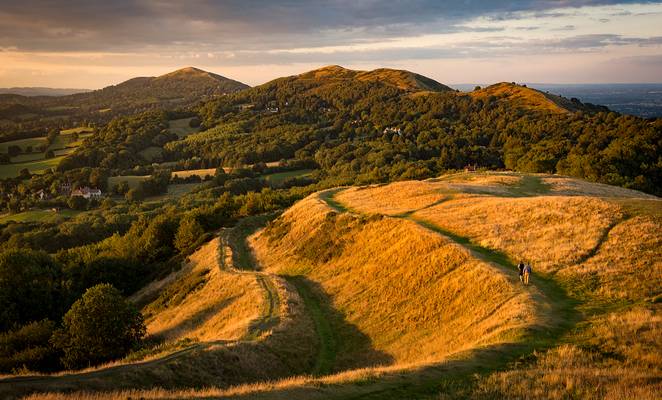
[5,172,659,399]
[0,67,249,143]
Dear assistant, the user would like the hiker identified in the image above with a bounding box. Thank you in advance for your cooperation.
[523,263,532,285]
[517,261,525,283]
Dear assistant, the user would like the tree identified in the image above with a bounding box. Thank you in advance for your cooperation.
[51,284,145,369]
[174,216,204,252]
[0,249,62,331]
[67,195,87,210]
[125,188,144,202]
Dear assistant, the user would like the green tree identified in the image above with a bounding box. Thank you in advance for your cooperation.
[174,216,204,252]
[51,284,145,369]
[0,249,62,331]
[125,187,144,202]
[67,195,88,210]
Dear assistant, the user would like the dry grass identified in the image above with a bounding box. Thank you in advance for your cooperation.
[543,176,657,199]
[470,83,569,113]
[474,305,662,400]
[251,193,540,369]
[142,238,262,342]
[171,168,216,179]
[412,195,624,273]
[557,214,662,302]
[335,181,449,216]
[1,238,318,399]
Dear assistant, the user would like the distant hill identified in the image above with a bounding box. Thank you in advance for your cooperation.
[0,87,91,96]
[0,67,250,142]
[64,67,250,111]
[297,65,452,92]
[470,82,609,113]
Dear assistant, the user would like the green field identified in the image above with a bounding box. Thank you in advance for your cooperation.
[0,209,81,224]
[263,169,314,186]
[168,118,199,138]
[0,128,94,178]
[107,175,151,190]
[0,137,47,153]
[138,146,163,161]
[0,156,65,179]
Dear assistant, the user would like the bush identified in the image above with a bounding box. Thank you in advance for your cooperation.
[174,217,204,252]
[0,320,59,373]
[51,284,145,369]
[0,249,62,331]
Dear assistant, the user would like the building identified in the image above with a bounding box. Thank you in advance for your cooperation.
[71,187,102,199]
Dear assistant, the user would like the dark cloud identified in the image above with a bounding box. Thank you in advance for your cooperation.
[0,0,659,52]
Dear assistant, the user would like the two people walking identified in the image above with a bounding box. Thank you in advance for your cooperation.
[517,261,532,285]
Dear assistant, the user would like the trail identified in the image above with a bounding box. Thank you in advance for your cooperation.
[315,187,582,397]
[221,220,338,375]
[0,233,286,398]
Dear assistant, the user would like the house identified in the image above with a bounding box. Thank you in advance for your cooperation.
[383,127,402,136]
[60,182,72,195]
[464,164,477,173]
[71,187,102,199]
[34,189,48,201]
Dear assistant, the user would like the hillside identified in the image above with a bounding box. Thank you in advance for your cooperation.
[470,82,609,113]
[0,88,91,97]
[8,172,659,399]
[0,67,249,143]
[298,65,452,92]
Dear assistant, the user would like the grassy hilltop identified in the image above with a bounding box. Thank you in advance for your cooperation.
[9,171,660,399]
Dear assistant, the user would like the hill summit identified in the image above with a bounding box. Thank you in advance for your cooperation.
[298,65,452,92]
[471,82,609,113]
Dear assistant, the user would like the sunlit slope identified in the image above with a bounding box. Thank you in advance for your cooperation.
[337,172,662,303]
[0,238,318,398]
[250,193,542,370]
[132,238,262,342]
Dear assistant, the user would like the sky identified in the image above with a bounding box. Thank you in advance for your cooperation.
[1,0,661,88]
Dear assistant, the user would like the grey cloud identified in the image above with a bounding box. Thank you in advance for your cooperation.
[0,0,660,52]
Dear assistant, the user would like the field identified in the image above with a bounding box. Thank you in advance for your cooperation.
[167,118,199,138]
[263,169,314,186]
[0,127,94,178]
[107,175,150,189]
[7,172,661,399]
[0,209,81,224]
[0,156,65,179]
[171,168,216,179]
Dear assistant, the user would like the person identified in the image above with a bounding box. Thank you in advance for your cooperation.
[523,263,532,285]
[517,261,525,283]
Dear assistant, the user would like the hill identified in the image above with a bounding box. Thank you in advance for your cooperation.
[0,67,249,143]
[298,65,452,92]
[0,87,91,97]
[13,172,660,399]
[470,82,609,114]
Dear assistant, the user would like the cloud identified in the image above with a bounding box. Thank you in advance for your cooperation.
[0,0,659,53]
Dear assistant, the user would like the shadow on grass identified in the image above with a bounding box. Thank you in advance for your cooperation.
[285,275,394,376]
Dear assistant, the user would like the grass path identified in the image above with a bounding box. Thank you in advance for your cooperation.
[314,187,582,397]
[222,214,338,375]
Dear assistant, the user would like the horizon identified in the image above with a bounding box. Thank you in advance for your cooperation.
[1,1,662,88]
[3,65,662,91]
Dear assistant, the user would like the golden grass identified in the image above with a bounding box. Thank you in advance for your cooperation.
[1,237,319,398]
[543,176,658,199]
[412,195,624,272]
[475,305,662,400]
[470,82,568,113]
[142,238,262,342]
[557,215,662,302]
[251,193,541,369]
[171,168,216,179]
[335,181,448,216]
